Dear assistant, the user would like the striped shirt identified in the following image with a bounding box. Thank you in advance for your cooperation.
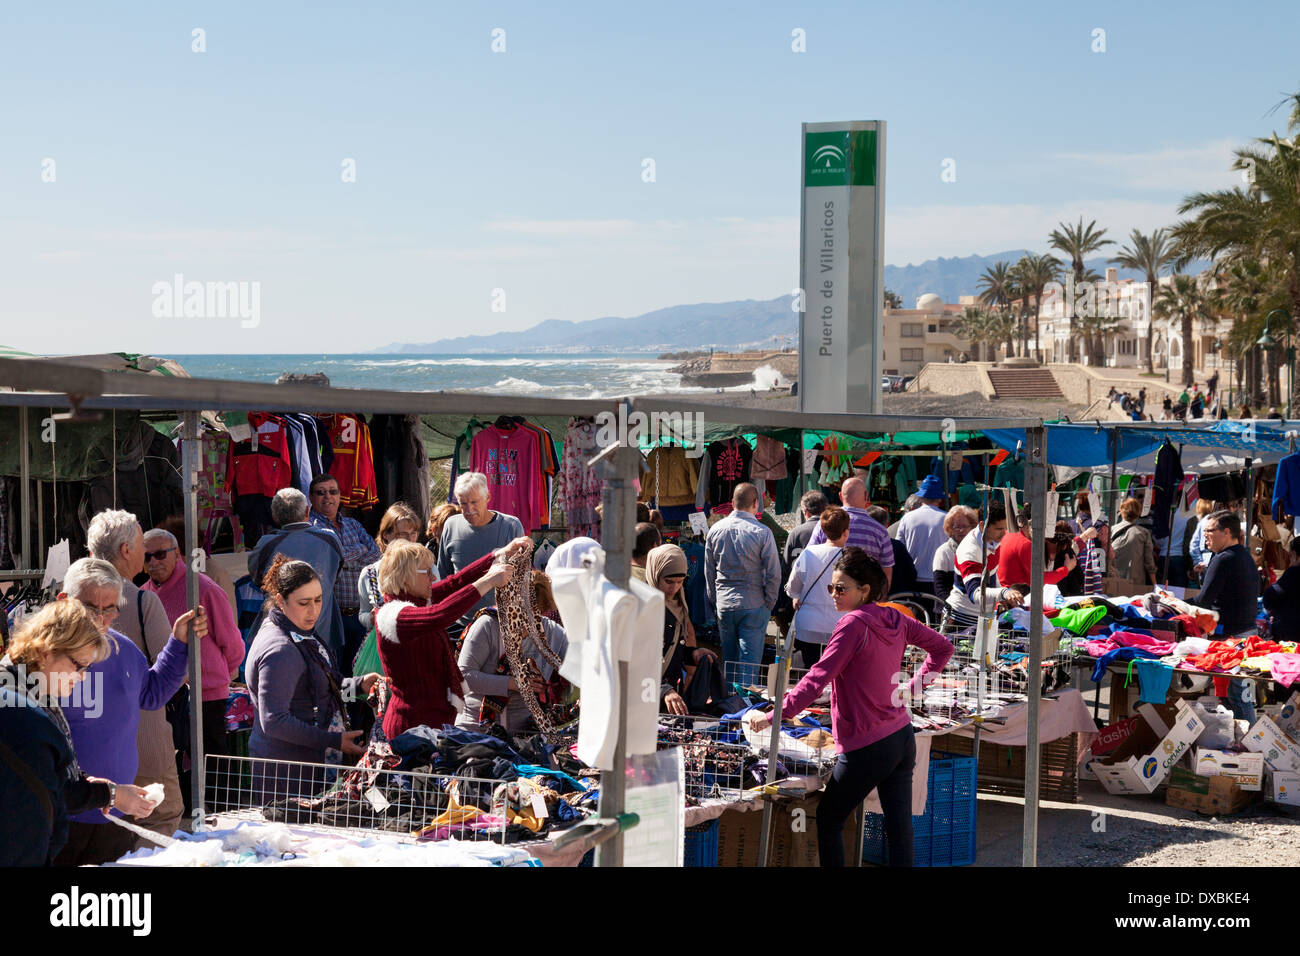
[808,506,895,568]
[946,525,1000,618]
[311,511,381,613]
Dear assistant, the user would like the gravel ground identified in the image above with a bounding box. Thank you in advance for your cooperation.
[972,786,1300,866]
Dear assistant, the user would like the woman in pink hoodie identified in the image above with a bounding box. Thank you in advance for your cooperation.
[749,547,953,867]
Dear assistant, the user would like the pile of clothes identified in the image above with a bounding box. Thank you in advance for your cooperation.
[260,724,599,844]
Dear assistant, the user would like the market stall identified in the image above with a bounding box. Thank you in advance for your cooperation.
[0,355,1056,866]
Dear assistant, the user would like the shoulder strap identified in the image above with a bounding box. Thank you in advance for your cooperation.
[800,547,841,603]
[138,590,155,666]
[0,735,55,829]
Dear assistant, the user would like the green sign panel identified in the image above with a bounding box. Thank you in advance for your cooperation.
[804,130,876,187]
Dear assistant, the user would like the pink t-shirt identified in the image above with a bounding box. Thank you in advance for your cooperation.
[782,603,953,753]
[471,425,542,532]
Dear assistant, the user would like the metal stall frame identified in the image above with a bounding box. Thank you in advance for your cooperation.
[0,357,1050,866]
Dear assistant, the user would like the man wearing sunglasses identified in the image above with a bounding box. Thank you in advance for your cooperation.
[1198,510,1262,723]
[142,528,246,808]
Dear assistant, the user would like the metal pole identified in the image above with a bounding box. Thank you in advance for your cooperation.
[757,616,797,867]
[1244,458,1253,558]
[181,411,205,827]
[1022,423,1047,868]
[595,433,638,867]
[1106,430,1119,538]
[19,408,30,572]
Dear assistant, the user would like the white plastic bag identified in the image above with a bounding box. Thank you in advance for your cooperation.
[1191,698,1236,750]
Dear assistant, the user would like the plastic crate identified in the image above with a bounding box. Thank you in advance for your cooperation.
[862,751,977,867]
[684,820,719,867]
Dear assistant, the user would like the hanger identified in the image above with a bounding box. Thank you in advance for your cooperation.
[494,415,516,430]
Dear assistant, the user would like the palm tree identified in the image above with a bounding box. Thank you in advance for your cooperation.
[1011,254,1062,362]
[1111,228,1177,373]
[883,289,903,310]
[955,306,993,361]
[1049,218,1114,361]
[1154,275,1214,388]
[1172,88,1300,412]
[1213,258,1288,404]
[984,308,1018,363]
[977,262,1014,313]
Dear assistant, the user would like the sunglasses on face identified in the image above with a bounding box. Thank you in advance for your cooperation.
[144,548,175,562]
[311,487,340,497]
[827,583,864,596]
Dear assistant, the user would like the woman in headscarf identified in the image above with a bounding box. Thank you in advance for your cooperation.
[646,543,721,715]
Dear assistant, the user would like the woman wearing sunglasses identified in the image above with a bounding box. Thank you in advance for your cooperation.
[747,546,953,867]
[373,536,531,739]
[0,601,160,865]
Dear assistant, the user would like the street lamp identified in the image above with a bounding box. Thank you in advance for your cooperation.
[1260,308,1294,419]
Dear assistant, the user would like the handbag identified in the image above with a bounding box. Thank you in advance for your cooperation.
[140,590,191,752]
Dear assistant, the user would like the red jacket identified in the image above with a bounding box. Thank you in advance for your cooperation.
[322,414,378,508]
[373,552,496,739]
[231,413,293,498]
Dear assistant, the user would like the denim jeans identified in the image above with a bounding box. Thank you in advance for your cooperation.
[719,606,770,687]
[1224,678,1257,725]
[818,724,916,868]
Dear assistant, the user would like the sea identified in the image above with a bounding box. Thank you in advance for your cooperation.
[171,353,784,398]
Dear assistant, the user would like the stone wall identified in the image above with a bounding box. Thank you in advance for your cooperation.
[912,362,994,398]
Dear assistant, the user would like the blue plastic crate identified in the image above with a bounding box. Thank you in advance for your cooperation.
[684,820,719,867]
[862,751,977,867]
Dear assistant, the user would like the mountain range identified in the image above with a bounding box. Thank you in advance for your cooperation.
[374,250,1202,353]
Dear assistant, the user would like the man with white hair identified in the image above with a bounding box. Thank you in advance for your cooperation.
[142,528,246,796]
[438,472,526,634]
[86,508,186,841]
[247,487,345,656]
[55,557,205,865]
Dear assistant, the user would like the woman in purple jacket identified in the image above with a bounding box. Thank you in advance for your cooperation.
[748,547,954,867]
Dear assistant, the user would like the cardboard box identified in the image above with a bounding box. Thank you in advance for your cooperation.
[1091,716,1141,756]
[1276,691,1300,738]
[1269,769,1300,807]
[1193,748,1264,791]
[716,793,860,866]
[1166,767,1256,815]
[1242,715,1300,774]
[1093,701,1207,795]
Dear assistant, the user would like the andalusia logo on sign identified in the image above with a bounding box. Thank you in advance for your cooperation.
[805,132,849,186]
[804,129,877,187]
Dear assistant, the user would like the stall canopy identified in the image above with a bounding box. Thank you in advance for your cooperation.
[984,420,1300,475]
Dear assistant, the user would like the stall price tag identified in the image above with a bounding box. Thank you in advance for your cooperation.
[364,787,390,812]
[1087,492,1101,519]
[688,512,709,536]
[531,792,549,819]
[1141,486,1154,516]
[1047,491,1060,521]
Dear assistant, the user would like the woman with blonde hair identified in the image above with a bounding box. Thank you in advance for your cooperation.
[1,601,162,863]
[373,535,531,739]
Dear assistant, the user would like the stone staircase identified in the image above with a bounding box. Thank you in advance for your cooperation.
[986,367,1064,399]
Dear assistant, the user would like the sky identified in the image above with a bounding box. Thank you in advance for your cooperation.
[1,0,1297,354]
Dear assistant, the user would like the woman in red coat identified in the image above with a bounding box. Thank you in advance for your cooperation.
[373,537,530,738]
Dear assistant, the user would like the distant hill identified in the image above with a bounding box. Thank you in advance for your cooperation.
[374,298,797,353]
[376,251,1208,352]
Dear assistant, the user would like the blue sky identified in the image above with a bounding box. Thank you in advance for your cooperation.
[1,0,1297,354]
